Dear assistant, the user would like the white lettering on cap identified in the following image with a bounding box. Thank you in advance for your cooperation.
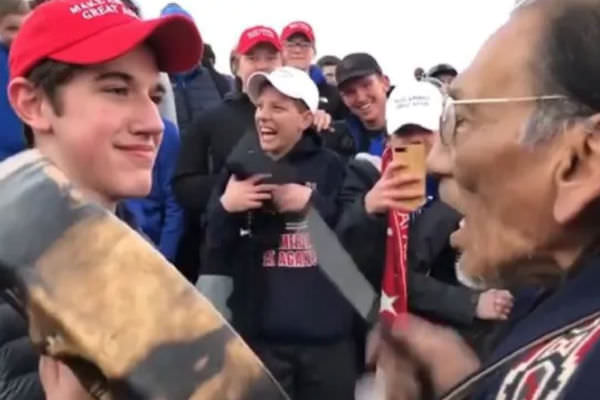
[393,95,431,109]
[276,69,294,79]
[247,28,275,39]
[81,4,118,19]
[69,0,138,20]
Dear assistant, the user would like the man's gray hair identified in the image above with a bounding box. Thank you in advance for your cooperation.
[522,100,591,145]
[517,0,600,145]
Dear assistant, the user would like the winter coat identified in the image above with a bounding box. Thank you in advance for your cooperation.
[170,65,232,138]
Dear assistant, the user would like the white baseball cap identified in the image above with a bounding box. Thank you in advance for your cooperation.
[386,80,443,135]
[247,66,319,112]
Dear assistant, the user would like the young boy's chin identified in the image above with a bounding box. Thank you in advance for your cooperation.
[112,173,153,199]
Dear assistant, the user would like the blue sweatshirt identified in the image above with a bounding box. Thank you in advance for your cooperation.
[125,119,184,262]
[0,44,24,162]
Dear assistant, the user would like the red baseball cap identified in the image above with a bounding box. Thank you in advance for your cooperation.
[281,21,315,43]
[9,0,203,80]
[236,25,282,55]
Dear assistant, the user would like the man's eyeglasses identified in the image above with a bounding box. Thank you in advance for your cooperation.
[284,40,312,50]
[440,95,567,146]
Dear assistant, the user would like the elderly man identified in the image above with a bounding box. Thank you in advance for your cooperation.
[372,0,600,399]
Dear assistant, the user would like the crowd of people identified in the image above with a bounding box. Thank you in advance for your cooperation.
[2,0,600,399]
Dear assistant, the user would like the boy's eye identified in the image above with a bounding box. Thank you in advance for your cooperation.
[104,87,128,96]
[151,94,164,105]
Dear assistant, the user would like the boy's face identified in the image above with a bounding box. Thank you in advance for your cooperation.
[0,12,26,48]
[255,85,313,159]
[238,44,282,91]
[339,74,390,130]
[26,46,165,205]
[282,33,314,72]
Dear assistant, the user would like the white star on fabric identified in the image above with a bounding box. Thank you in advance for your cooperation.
[380,291,398,315]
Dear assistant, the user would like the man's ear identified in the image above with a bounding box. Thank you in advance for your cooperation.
[8,77,52,133]
[554,114,600,224]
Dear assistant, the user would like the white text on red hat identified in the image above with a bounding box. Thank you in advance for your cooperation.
[69,0,138,21]
[247,27,276,39]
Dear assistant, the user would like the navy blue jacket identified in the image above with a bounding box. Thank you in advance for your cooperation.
[0,44,24,162]
[204,132,353,342]
[171,66,231,138]
[125,119,184,262]
[470,254,600,399]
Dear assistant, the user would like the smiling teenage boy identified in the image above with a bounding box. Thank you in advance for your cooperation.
[3,0,202,398]
[205,66,356,399]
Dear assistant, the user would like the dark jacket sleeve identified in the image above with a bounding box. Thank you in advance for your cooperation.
[309,153,346,228]
[0,301,44,400]
[407,271,478,326]
[335,159,387,289]
[405,200,478,325]
[408,200,462,275]
[172,112,218,215]
[322,121,357,161]
[203,169,243,276]
[197,170,243,320]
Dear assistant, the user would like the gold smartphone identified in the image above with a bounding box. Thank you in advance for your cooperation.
[390,136,426,212]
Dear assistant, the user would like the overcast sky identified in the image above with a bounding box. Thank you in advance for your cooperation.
[140,1,515,82]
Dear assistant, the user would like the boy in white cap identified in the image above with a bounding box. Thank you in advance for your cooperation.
[337,81,514,357]
[205,66,357,399]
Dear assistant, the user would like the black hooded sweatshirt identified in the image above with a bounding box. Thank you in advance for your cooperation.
[203,131,353,342]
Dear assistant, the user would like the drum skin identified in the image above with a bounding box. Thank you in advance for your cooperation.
[0,150,289,400]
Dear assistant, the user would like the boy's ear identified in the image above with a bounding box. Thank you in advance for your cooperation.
[381,74,391,92]
[302,110,314,131]
[8,77,52,133]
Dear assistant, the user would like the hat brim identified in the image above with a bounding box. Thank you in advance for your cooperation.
[50,15,202,74]
[237,39,282,55]
[281,29,315,43]
[246,72,270,105]
[388,121,435,136]
[337,68,379,88]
